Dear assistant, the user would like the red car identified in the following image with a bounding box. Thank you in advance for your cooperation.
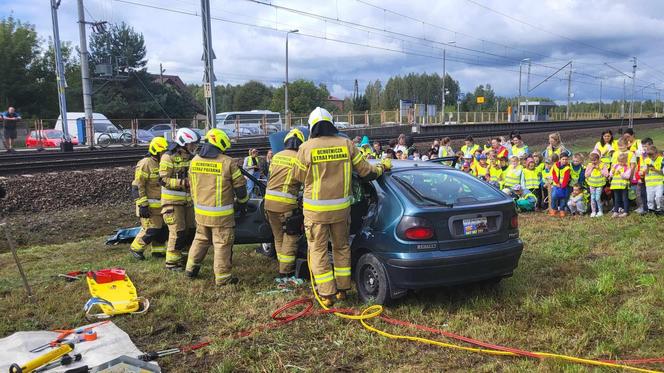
[25,130,79,148]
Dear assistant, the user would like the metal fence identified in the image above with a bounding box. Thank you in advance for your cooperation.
[8,109,661,150]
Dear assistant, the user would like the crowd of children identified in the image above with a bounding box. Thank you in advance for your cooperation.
[356,128,664,217]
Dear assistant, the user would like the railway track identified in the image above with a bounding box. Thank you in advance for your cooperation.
[0,118,660,176]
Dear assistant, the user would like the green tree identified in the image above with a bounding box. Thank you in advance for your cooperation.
[89,22,147,73]
[270,80,334,115]
[233,80,273,111]
[0,17,40,110]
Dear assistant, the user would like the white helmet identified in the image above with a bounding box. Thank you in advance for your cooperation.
[174,128,200,147]
[308,107,334,130]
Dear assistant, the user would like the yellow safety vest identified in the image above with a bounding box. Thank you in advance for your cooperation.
[570,165,582,185]
[489,166,503,184]
[611,150,634,166]
[503,165,523,188]
[522,168,540,190]
[586,164,607,188]
[473,163,489,179]
[542,167,553,184]
[610,165,629,190]
[644,156,663,187]
[461,144,480,158]
[595,142,612,166]
[512,145,528,157]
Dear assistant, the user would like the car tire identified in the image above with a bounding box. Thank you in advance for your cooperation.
[355,253,392,305]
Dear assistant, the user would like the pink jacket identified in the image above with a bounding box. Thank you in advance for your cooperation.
[584,163,610,178]
[610,164,631,180]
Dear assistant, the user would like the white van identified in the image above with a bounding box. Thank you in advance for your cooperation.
[215,110,282,136]
[54,112,121,144]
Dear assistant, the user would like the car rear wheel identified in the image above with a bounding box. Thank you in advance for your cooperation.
[355,253,392,305]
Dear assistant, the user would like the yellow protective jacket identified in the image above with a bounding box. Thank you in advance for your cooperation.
[265,149,302,213]
[159,149,192,207]
[293,135,384,223]
[189,153,247,227]
[132,156,162,214]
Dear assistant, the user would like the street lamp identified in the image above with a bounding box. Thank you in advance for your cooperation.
[285,29,299,129]
[518,58,530,122]
[441,41,456,124]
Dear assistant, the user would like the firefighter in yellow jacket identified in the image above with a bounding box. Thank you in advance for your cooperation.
[130,137,169,260]
[265,128,305,277]
[185,128,248,285]
[160,128,200,270]
[293,107,391,306]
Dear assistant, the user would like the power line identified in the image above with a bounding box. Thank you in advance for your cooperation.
[110,0,651,97]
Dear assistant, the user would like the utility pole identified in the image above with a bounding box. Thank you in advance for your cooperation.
[77,0,94,149]
[656,91,661,118]
[200,0,217,131]
[566,62,573,120]
[629,57,637,128]
[599,79,602,118]
[441,48,446,123]
[285,29,299,129]
[525,59,531,121]
[50,0,72,150]
[621,79,626,119]
[517,62,522,122]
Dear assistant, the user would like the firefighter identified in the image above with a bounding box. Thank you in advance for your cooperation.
[160,128,200,270]
[129,137,169,259]
[293,107,391,306]
[265,128,305,278]
[185,128,248,285]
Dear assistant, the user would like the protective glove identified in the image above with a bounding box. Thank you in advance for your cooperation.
[183,178,190,189]
[138,205,151,218]
[380,157,392,171]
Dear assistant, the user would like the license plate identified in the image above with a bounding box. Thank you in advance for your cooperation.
[462,217,488,236]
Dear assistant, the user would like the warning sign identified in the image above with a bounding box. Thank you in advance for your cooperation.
[191,161,223,175]
[311,146,349,163]
[476,96,485,104]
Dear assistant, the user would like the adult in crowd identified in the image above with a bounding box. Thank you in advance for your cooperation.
[490,137,509,159]
[2,107,21,153]
[262,150,273,179]
[511,134,529,157]
[243,148,261,197]
[542,132,570,159]
[593,130,615,166]
[438,137,453,158]
[394,133,408,154]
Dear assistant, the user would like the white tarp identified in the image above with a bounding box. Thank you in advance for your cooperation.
[0,321,159,372]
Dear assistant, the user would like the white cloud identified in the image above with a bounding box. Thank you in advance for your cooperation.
[3,0,664,103]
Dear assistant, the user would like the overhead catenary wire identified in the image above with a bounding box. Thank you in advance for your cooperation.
[110,0,655,99]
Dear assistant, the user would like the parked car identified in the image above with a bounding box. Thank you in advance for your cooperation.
[132,129,155,144]
[147,123,177,138]
[54,112,121,145]
[25,130,79,148]
[239,157,523,305]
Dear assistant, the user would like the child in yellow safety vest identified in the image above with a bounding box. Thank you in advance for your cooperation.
[502,156,525,193]
[472,154,490,181]
[522,158,541,210]
[540,156,555,210]
[510,184,537,212]
[641,146,663,212]
[570,153,586,187]
[567,184,587,215]
[584,152,609,217]
[609,152,631,217]
[487,158,504,189]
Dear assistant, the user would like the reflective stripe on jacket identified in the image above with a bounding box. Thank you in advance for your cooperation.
[160,150,192,206]
[644,156,664,187]
[522,168,540,190]
[293,135,383,223]
[189,153,246,227]
[265,149,301,213]
[503,165,523,188]
[133,156,162,211]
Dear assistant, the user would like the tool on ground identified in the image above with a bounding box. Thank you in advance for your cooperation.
[137,341,211,362]
[62,366,89,373]
[83,268,149,319]
[10,342,74,373]
[56,271,87,282]
[30,321,108,353]
[34,353,81,372]
[2,221,32,297]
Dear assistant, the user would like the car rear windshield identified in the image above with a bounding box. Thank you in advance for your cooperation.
[390,169,505,207]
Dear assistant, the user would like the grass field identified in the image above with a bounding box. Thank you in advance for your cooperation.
[1,212,662,372]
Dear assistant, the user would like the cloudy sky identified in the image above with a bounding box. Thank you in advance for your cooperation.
[4,0,664,103]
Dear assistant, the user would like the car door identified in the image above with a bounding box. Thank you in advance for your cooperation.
[233,167,274,244]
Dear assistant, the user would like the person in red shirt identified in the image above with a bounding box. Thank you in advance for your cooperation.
[549,154,571,217]
[491,137,509,160]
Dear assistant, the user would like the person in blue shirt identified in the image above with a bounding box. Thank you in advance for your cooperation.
[1,107,21,152]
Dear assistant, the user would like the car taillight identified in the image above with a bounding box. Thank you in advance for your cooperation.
[397,216,436,241]
[404,227,434,240]
[510,215,518,229]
